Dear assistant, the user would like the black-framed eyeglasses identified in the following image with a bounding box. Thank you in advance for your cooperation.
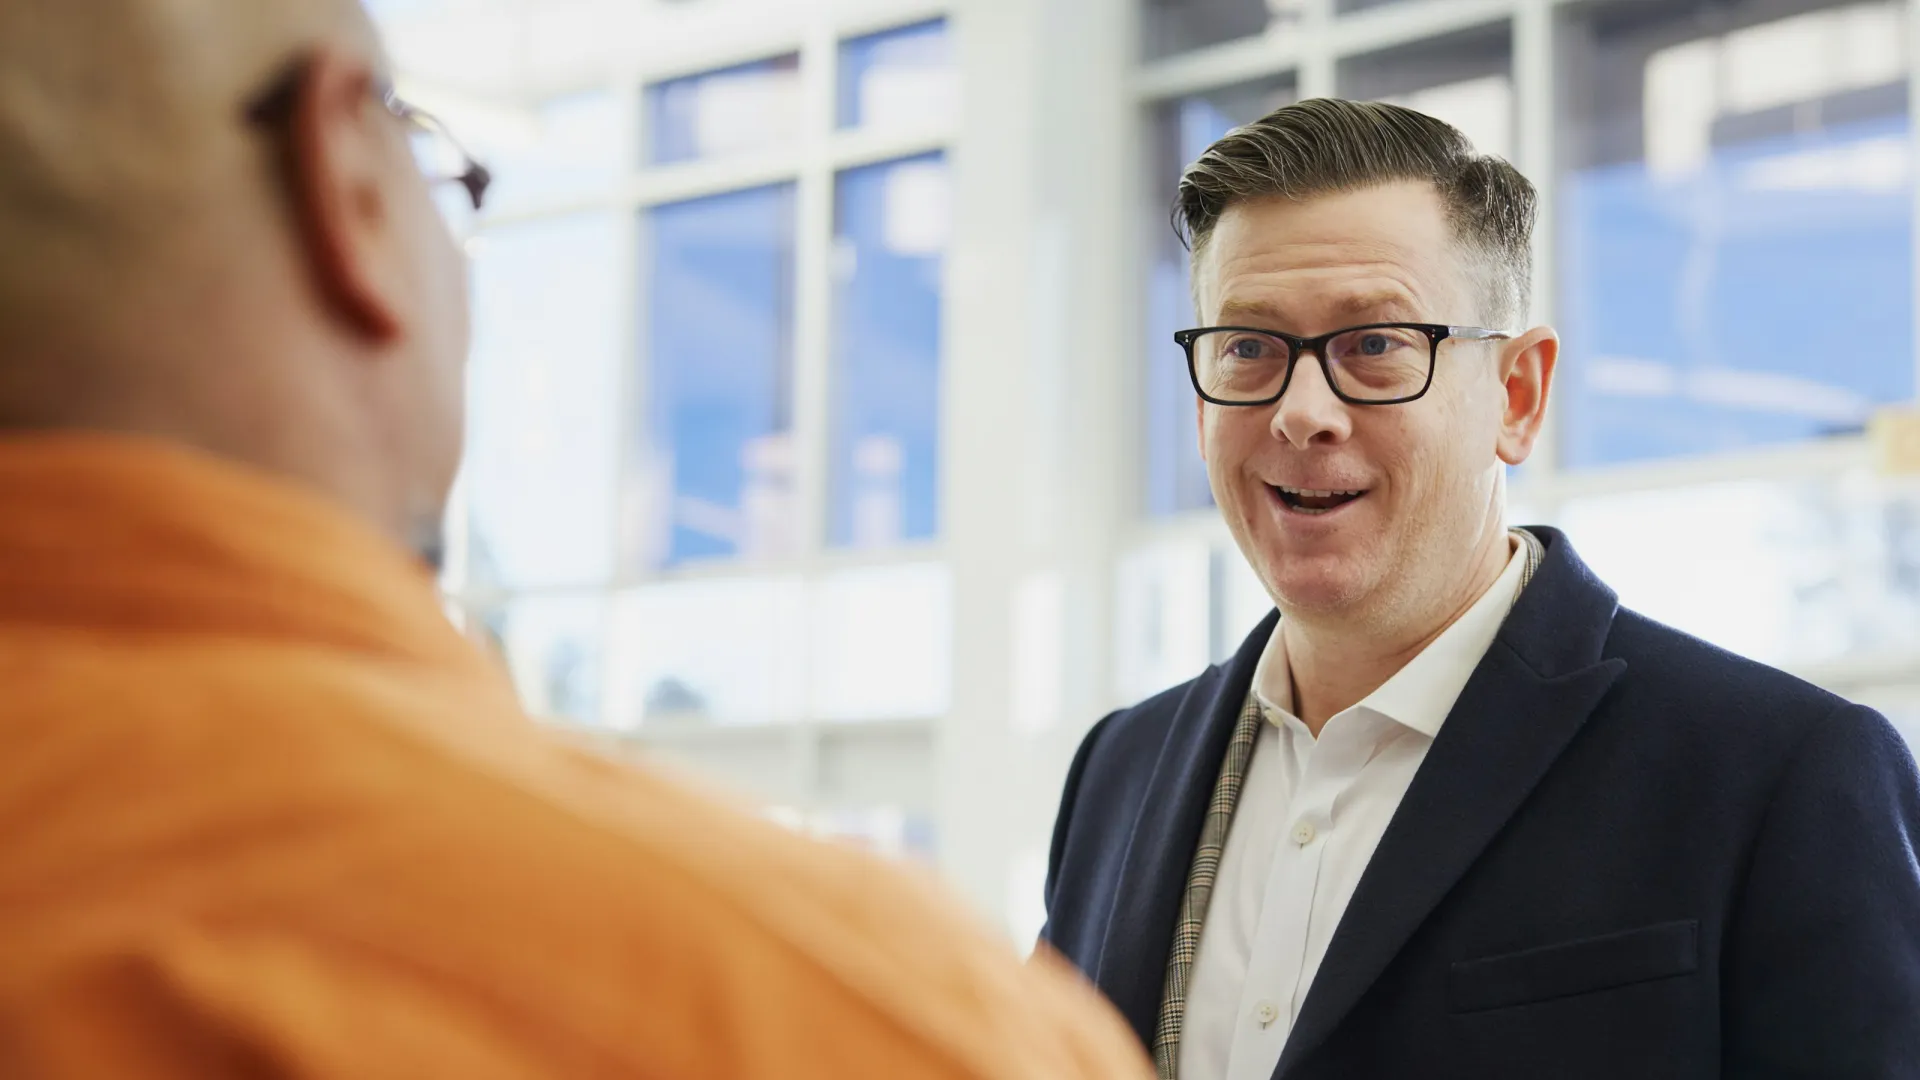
[1175,322,1512,407]
[244,58,492,216]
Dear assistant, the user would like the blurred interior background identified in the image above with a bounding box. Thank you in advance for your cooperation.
[371,0,1920,941]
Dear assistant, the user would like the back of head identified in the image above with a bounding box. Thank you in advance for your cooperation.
[0,0,469,559]
[1175,97,1537,327]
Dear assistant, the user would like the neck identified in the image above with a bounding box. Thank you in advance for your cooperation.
[0,339,417,559]
[1282,527,1512,734]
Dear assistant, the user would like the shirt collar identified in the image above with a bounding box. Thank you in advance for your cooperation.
[0,432,497,680]
[1252,535,1529,739]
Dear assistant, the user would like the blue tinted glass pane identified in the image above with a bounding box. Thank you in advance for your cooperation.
[1563,115,1913,465]
[1559,6,1913,468]
[837,19,956,130]
[638,185,798,569]
[830,154,946,547]
[646,55,801,166]
[465,213,622,590]
[1145,83,1292,516]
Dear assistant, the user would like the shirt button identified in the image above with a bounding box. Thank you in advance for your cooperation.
[1255,1000,1280,1027]
[1291,820,1317,846]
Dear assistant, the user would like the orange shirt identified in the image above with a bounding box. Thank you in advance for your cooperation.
[0,435,1149,1080]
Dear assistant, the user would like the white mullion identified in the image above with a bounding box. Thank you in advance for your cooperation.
[632,157,808,208]
[794,24,837,560]
[790,21,841,733]
[1910,0,1920,404]
[829,126,954,170]
[1300,0,1338,99]
[827,0,950,42]
[1327,0,1517,61]
[615,69,647,563]
[1135,34,1305,101]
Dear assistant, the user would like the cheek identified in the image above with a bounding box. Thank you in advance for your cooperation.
[1200,406,1270,469]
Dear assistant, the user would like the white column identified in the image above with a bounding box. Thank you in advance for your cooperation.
[942,0,1134,932]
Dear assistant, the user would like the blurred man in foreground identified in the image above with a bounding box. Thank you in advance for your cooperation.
[0,2,1148,1077]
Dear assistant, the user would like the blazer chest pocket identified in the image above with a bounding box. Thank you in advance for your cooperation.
[1449,919,1699,1014]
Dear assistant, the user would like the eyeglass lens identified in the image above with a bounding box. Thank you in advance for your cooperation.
[1189,326,1433,403]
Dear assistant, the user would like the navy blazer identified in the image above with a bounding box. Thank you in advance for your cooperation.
[1042,527,1920,1079]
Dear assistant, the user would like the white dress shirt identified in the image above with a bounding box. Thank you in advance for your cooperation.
[1176,539,1529,1080]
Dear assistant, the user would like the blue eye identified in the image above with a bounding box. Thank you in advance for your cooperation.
[1224,336,1274,361]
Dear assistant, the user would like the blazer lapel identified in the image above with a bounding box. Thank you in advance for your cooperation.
[1095,609,1277,1046]
[1273,528,1627,1078]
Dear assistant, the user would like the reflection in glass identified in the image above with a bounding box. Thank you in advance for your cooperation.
[465,213,622,591]
[1558,0,1912,467]
[1115,541,1214,702]
[484,595,607,725]
[838,20,957,131]
[1145,79,1295,516]
[1141,0,1304,61]
[603,565,951,728]
[1560,471,1920,668]
[635,184,798,570]
[647,55,802,165]
[605,576,807,728]
[831,154,946,548]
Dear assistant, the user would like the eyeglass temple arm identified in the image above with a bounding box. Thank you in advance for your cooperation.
[386,92,491,210]
[1446,326,1515,341]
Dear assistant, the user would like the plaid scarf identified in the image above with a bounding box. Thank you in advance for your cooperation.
[1150,528,1546,1078]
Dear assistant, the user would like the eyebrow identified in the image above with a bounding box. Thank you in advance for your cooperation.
[1214,290,1420,328]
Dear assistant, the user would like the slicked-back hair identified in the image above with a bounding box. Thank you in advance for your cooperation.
[1175,97,1537,327]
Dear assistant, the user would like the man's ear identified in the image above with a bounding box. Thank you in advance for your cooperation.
[1494,326,1557,467]
[283,48,404,342]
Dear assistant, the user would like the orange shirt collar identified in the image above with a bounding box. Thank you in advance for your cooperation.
[0,432,485,674]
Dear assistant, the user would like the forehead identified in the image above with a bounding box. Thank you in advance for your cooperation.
[1196,181,1472,328]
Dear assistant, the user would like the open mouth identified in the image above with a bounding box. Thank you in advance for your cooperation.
[1272,485,1367,515]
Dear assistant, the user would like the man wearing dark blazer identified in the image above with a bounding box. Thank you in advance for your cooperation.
[1040,98,1920,1079]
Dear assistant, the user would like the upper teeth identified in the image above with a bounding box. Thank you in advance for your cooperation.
[1281,487,1361,498]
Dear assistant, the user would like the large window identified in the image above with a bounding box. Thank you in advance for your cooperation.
[419,9,958,860]
[838,19,958,132]
[480,91,625,216]
[1145,78,1297,517]
[636,184,800,569]
[1557,0,1913,467]
[831,154,948,548]
[465,213,623,591]
[1126,0,1920,742]
[646,55,803,165]
[1337,23,1514,164]
[1141,0,1304,60]
[1561,471,1920,670]
[603,564,951,729]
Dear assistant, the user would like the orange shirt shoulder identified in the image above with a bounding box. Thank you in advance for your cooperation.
[0,436,1149,1080]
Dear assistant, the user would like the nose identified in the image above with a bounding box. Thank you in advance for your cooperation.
[1270,350,1353,449]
